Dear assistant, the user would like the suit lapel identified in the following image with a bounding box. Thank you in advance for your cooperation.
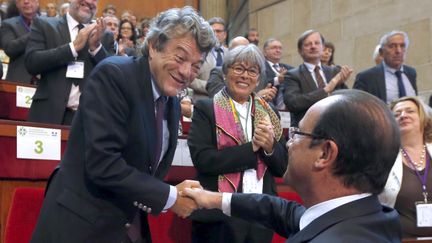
[299,64,317,91]
[403,65,418,94]
[57,15,71,43]
[377,63,387,102]
[137,57,158,171]
[288,196,381,242]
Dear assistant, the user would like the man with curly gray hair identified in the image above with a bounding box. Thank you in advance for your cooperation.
[31,6,216,243]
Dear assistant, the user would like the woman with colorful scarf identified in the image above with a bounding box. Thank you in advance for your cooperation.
[187,44,288,243]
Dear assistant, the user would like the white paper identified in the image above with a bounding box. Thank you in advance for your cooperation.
[172,138,193,166]
[279,111,291,128]
[16,86,36,108]
[16,126,61,160]
[416,203,432,227]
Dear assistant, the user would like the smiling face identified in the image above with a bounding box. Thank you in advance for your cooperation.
[393,100,422,136]
[120,21,133,39]
[69,0,98,24]
[264,40,282,63]
[148,34,204,97]
[225,61,260,103]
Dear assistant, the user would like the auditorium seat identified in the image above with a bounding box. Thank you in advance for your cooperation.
[4,187,44,243]
[149,211,192,243]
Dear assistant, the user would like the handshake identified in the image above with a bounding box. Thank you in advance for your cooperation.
[171,180,223,218]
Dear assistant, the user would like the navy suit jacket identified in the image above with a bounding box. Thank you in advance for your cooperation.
[283,64,346,127]
[231,194,402,242]
[0,16,33,83]
[31,56,181,243]
[353,62,417,103]
[25,15,108,124]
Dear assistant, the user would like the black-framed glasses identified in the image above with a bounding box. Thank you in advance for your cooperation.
[230,65,260,77]
[288,127,328,141]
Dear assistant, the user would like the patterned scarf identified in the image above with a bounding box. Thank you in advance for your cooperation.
[214,88,282,192]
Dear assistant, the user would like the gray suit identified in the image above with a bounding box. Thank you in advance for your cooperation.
[0,16,33,83]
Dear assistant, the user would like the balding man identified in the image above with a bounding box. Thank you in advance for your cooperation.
[184,89,402,242]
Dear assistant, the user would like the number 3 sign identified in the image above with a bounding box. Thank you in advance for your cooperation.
[16,126,61,160]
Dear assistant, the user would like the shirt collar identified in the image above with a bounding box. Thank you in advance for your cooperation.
[151,77,166,103]
[383,61,404,74]
[304,62,322,73]
[299,193,371,230]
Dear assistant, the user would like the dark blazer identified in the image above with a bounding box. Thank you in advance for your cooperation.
[0,16,33,83]
[353,62,417,103]
[283,64,346,127]
[25,15,108,124]
[231,194,402,242]
[31,56,181,243]
[262,61,294,87]
[187,98,288,222]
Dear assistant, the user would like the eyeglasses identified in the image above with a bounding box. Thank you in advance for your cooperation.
[288,127,328,141]
[230,65,260,77]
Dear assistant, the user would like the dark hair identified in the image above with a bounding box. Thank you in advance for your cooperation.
[103,4,116,14]
[118,19,137,45]
[323,41,335,66]
[311,90,400,194]
[207,17,225,29]
[297,29,325,50]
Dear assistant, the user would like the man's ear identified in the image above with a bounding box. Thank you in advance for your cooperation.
[314,140,338,169]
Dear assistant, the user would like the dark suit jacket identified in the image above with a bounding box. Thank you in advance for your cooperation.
[283,64,346,127]
[231,194,401,242]
[187,98,288,221]
[25,15,108,124]
[262,61,294,87]
[353,62,417,103]
[0,16,33,83]
[31,56,181,243]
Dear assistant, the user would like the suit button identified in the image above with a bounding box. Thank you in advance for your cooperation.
[146,208,152,213]
[138,203,143,209]
[125,223,131,228]
[133,201,138,207]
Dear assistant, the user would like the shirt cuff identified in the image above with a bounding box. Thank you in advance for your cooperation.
[89,43,102,56]
[69,42,78,58]
[163,185,177,211]
[221,192,232,216]
[263,148,274,157]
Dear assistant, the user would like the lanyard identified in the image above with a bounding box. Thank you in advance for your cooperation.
[403,148,430,203]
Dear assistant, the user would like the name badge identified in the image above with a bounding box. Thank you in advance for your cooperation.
[66,61,84,79]
[416,201,432,227]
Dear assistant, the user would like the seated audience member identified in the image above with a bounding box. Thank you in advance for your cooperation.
[59,2,69,17]
[102,15,119,55]
[45,2,57,17]
[354,31,417,104]
[185,89,402,242]
[379,96,432,237]
[117,19,138,56]
[0,0,39,83]
[284,30,352,127]
[102,3,116,17]
[25,0,108,125]
[245,28,259,46]
[262,38,294,110]
[373,44,383,65]
[188,44,288,243]
[321,41,336,67]
[136,18,151,48]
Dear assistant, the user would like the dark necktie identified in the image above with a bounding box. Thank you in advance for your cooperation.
[153,96,166,174]
[395,70,406,98]
[314,65,326,88]
[272,64,285,109]
[215,47,223,67]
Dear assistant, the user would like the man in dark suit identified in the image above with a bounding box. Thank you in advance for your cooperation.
[0,0,39,83]
[283,30,353,127]
[261,38,294,110]
[25,0,108,125]
[30,6,216,243]
[354,31,417,104]
[184,90,402,242]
